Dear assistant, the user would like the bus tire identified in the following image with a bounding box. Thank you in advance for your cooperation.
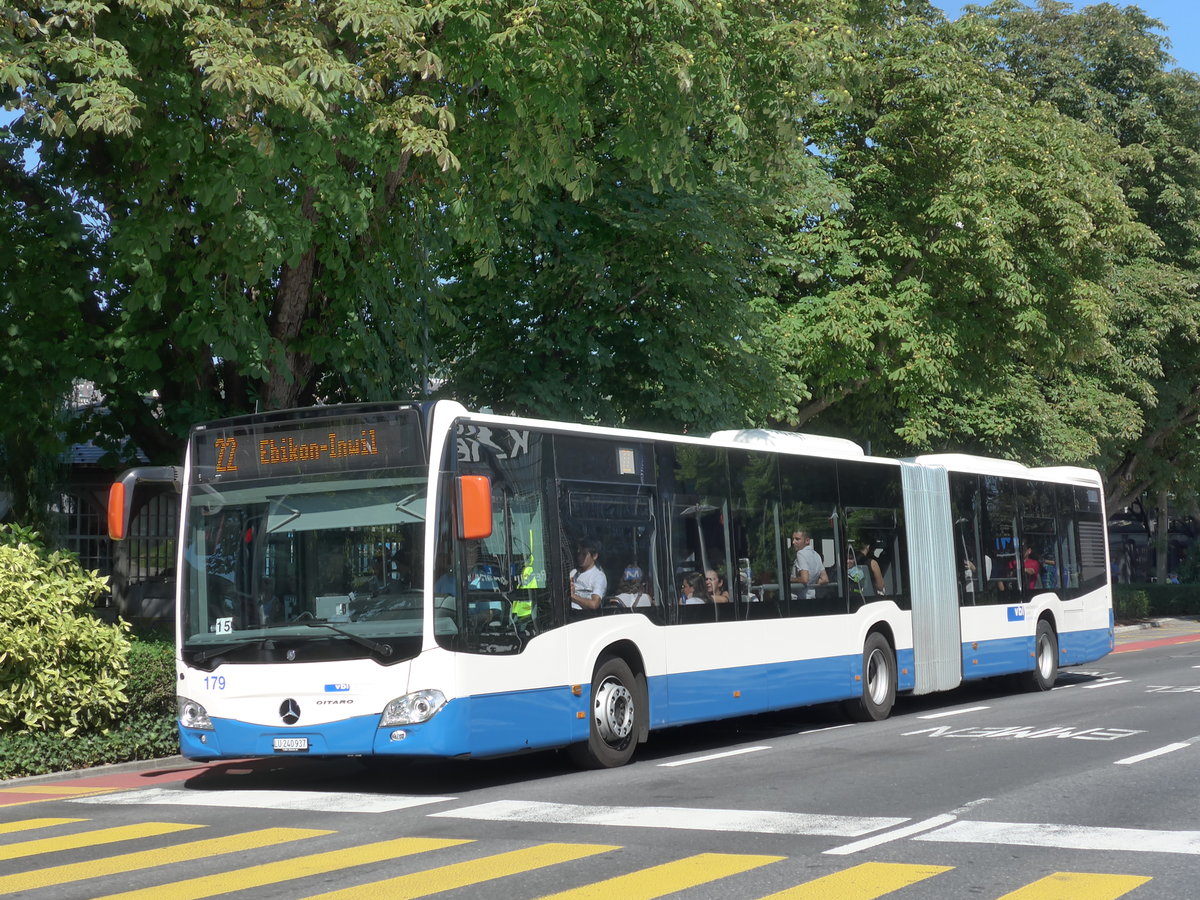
[1020,620,1058,692]
[570,656,641,769]
[844,632,896,722]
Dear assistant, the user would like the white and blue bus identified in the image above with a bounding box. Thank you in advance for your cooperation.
[109,400,1113,767]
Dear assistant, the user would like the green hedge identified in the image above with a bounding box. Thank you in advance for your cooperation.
[1114,583,1200,621]
[0,635,178,780]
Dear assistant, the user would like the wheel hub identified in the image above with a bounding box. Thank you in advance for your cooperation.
[593,678,635,744]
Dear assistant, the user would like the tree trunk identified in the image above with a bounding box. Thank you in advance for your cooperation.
[1155,490,1169,585]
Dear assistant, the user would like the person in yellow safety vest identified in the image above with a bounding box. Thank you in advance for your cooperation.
[511,549,539,618]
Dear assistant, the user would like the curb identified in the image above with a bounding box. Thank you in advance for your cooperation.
[1114,616,1200,635]
[0,755,189,789]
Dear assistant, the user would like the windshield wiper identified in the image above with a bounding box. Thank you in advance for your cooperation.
[296,621,393,656]
[194,639,270,664]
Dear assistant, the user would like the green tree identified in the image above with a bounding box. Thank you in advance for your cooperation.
[0,126,96,530]
[974,1,1200,509]
[2,0,836,461]
[758,1,1151,464]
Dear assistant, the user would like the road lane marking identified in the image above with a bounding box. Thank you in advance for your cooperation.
[432,800,907,837]
[996,871,1152,899]
[659,746,771,767]
[917,706,989,719]
[0,827,329,894]
[1082,679,1131,689]
[0,821,203,861]
[915,820,1200,854]
[1114,742,1191,765]
[823,815,958,856]
[301,843,620,900]
[536,852,782,900]
[71,787,455,813]
[92,837,472,900]
[760,861,953,899]
[797,724,855,734]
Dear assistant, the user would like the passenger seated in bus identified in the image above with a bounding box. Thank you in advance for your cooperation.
[679,571,710,604]
[789,529,829,599]
[569,541,607,610]
[1005,543,1040,590]
[705,568,730,603]
[613,565,653,608]
[846,538,886,598]
[962,554,992,594]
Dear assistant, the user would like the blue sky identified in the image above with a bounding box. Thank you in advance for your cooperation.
[933,1,1199,75]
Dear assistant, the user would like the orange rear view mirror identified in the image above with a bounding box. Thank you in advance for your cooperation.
[456,475,493,540]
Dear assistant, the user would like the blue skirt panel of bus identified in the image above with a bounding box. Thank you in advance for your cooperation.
[180,712,383,760]
[650,651,873,728]
[179,687,583,761]
[178,643,953,761]
[1058,624,1115,666]
[960,635,1033,680]
[960,626,1112,681]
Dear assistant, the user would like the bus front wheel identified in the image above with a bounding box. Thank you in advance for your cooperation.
[570,656,642,769]
[844,632,896,722]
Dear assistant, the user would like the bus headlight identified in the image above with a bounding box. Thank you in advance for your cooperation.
[380,689,446,726]
[177,697,214,730]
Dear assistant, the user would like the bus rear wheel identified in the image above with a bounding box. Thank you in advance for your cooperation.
[1019,620,1058,692]
[844,632,896,722]
[570,656,642,769]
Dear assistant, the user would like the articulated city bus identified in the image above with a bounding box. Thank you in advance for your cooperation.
[109,400,1113,767]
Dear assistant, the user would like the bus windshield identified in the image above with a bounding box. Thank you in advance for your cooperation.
[180,469,432,668]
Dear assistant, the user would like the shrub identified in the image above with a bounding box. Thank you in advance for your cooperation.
[0,711,179,779]
[0,524,131,734]
[1113,586,1149,621]
[127,639,176,716]
[1114,583,1200,619]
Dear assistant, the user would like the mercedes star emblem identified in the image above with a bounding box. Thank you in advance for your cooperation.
[279,699,301,725]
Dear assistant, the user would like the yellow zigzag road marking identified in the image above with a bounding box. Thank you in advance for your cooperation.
[0,822,203,861]
[0,818,86,836]
[998,871,1153,900]
[759,862,954,899]
[93,837,472,900]
[302,843,622,900]
[0,827,329,894]
[1,785,117,795]
[538,852,784,900]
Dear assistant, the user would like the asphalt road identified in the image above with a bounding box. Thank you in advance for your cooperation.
[3,622,1199,899]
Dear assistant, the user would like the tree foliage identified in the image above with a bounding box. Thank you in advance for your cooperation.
[2,0,1199,513]
[967,0,1200,505]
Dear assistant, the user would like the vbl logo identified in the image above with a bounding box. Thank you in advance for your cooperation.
[1007,606,1026,622]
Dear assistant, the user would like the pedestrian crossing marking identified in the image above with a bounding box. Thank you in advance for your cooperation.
[299,842,621,900]
[0,826,330,895]
[758,862,954,899]
[72,787,455,814]
[536,852,784,900]
[91,837,473,900]
[0,816,1163,899]
[0,818,85,836]
[996,871,1153,899]
[0,821,203,861]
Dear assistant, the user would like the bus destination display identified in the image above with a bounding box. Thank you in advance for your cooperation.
[193,414,423,480]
